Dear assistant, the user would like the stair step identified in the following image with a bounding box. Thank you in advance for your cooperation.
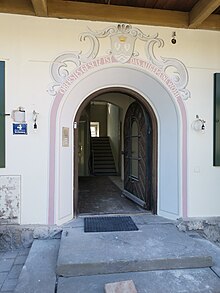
[15,240,59,293]
[91,136,109,140]
[94,173,118,176]
[91,136,116,176]
[94,164,115,168]
[93,151,111,153]
[56,221,213,277]
[93,152,113,157]
[93,145,112,148]
[93,153,113,156]
[93,169,117,173]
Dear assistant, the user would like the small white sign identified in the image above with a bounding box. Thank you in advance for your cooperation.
[62,127,69,147]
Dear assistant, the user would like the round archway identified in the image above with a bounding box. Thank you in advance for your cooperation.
[49,65,186,225]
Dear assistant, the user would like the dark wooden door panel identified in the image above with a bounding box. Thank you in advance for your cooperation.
[123,101,152,209]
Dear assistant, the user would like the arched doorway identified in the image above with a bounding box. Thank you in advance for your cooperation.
[49,65,185,225]
[74,90,158,216]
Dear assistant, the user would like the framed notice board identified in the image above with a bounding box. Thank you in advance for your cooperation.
[214,73,220,166]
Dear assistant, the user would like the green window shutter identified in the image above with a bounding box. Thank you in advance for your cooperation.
[214,73,220,166]
[0,61,5,168]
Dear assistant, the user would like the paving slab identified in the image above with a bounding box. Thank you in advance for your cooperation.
[14,239,60,293]
[57,220,212,277]
[1,278,17,292]
[0,259,14,272]
[192,237,220,277]
[57,268,220,293]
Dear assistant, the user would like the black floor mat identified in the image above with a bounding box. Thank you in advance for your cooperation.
[84,216,139,233]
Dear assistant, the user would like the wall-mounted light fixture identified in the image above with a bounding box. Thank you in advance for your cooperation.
[171,32,176,44]
[11,107,26,122]
[33,110,39,130]
[192,115,206,131]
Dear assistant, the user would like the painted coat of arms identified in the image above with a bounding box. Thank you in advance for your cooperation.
[110,33,136,63]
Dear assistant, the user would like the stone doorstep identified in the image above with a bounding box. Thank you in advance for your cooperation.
[105,280,137,293]
[56,223,213,277]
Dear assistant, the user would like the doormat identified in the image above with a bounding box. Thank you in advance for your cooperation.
[84,216,139,233]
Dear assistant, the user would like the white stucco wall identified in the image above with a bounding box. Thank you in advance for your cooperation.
[0,13,220,224]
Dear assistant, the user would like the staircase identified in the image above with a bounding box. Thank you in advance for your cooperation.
[91,136,117,176]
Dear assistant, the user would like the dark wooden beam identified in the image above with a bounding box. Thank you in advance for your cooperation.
[189,0,220,28]
[48,0,188,28]
[198,14,220,30]
[0,0,35,16]
[0,0,219,31]
[31,0,48,17]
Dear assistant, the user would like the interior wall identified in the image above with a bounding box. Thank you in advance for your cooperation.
[107,103,120,173]
[90,103,107,137]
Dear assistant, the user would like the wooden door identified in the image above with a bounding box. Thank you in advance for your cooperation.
[123,101,152,210]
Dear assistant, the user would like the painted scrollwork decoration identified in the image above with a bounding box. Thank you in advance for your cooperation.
[48,23,190,100]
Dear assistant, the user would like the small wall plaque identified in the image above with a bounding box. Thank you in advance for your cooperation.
[13,123,27,135]
[62,127,69,147]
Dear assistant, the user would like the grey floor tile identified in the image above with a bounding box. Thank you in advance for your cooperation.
[14,255,27,265]
[7,265,23,279]
[0,272,8,287]
[18,248,30,256]
[0,259,14,273]
[3,251,18,259]
[1,278,17,291]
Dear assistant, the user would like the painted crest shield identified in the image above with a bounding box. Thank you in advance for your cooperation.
[110,34,136,63]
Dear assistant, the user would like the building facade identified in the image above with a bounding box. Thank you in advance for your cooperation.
[0,13,220,225]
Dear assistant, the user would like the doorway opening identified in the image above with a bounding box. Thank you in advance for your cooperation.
[90,122,100,137]
[75,89,157,216]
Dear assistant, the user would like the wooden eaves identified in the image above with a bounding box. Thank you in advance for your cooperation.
[0,0,219,31]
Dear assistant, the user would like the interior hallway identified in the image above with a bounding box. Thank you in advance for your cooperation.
[78,176,146,215]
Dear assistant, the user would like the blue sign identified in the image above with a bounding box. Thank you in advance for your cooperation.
[13,123,27,135]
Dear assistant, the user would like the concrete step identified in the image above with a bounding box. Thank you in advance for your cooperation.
[14,239,60,293]
[56,217,213,277]
[57,268,220,293]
